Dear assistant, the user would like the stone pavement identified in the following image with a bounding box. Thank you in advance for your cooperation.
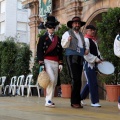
[0,96,120,120]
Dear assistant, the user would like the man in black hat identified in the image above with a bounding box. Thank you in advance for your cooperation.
[37,16,63,107]
[61,16,88,108]
[81,25,103,107]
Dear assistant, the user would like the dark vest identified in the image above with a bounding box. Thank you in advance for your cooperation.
[67,29,85,50]
[88,38,99,57]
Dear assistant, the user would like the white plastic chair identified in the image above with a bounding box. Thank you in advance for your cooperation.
[20,74,33,97]
[11,75,25,95]
[27,79,40,97]
[0,76,6,94]
[4,76,17,95]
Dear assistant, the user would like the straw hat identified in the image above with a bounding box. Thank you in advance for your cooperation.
[38,70,50,89]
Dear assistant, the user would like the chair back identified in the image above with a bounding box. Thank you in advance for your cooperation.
[24,74,33,86]
[1,76,6,86]
[16,75,25,86]
[10,76,17,85]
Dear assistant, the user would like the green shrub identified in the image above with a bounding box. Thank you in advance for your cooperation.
[14,43,32,76]
[32,56,39,84]
[37,29,46,38]
[0,37,32,85]
[97,7,120,85]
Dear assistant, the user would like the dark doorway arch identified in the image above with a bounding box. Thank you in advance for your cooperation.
[82,8,108,34]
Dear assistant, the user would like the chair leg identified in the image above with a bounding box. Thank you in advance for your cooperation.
[12,86,16,96]
[21,86,24,96]
[11,86,14,95]
[17,87,20,95]
[37,86,40,97]
[9,86,12,94]
[0,86,2,94]
[4,87,7,94]
[4,85,9,95]
[27,87,31,97]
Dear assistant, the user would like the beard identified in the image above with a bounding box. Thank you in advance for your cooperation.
[73,26,80,31]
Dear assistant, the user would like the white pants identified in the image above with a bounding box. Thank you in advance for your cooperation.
[44,59,59,103]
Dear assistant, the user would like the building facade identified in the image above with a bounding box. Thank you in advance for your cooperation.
[0,0,30,44]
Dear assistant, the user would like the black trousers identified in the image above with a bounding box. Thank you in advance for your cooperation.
[66,55,83,105]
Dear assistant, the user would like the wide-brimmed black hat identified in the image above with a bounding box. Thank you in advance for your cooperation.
[45,16,60,28]
[67,16,86,28]
[86,25,97,30]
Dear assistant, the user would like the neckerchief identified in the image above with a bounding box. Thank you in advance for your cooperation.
[84,34,96,41]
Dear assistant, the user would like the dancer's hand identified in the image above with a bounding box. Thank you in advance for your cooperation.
[59,65,63,72]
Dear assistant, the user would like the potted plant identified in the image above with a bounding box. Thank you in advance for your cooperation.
[97,7,120,102]
[55,25,72,98]
[60,56,72,98]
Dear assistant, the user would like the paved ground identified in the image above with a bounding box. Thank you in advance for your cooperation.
[0,96,120,120]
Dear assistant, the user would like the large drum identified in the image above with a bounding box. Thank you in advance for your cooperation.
[97,61,115,75]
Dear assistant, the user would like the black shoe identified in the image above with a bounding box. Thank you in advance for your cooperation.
[71,104,83,108]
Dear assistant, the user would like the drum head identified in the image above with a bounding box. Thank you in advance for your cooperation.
[97,61,115,75]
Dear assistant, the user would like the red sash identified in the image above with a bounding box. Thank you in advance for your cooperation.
[45,35,58,55]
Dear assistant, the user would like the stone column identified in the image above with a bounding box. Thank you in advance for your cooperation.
[22,0,41,69]
[27,1,40,68]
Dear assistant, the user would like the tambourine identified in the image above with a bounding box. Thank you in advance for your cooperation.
[97,61,115,75]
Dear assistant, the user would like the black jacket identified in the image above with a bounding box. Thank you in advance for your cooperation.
[37,32,63,64]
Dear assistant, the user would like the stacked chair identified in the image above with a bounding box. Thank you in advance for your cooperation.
[11,75,25,96]
[2,74,40,97]
[27,76,40,97]
[20,74,33,97]
[4,76,17,95]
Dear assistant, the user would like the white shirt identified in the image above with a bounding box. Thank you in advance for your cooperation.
[84,38,101,63]
[61,31,83,48]
[114,34,120,58]
[61,31,71,48]
[74,31,83,48]
[48,33,54,41]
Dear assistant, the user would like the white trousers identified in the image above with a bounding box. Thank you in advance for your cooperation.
[44,59,59,103]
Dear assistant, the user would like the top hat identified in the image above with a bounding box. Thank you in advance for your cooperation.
[86,25,97,30]
[67,16,86,28]
[45,16,60,28]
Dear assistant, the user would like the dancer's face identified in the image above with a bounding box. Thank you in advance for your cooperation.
[72,22,81,32]
[86,29,96,37]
